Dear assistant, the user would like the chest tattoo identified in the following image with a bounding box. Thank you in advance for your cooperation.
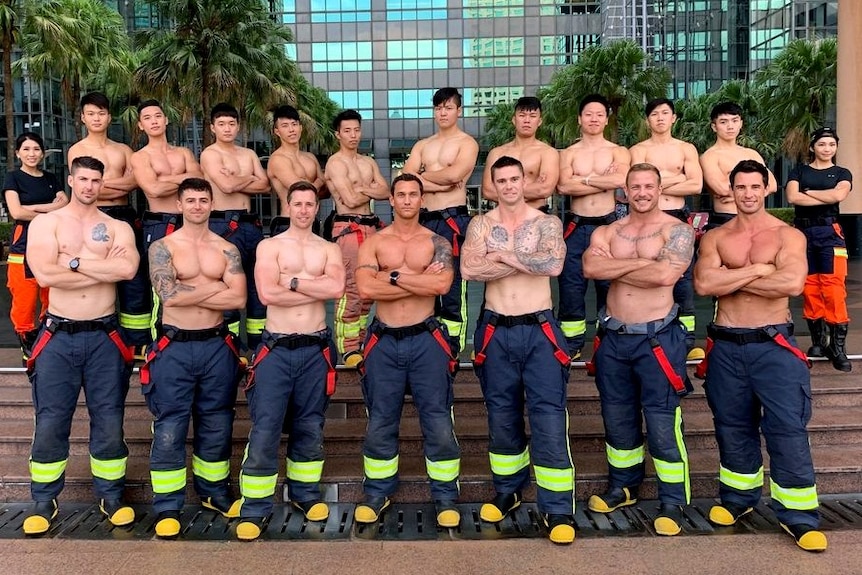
[91,223,110,242]
[614,226,662,243]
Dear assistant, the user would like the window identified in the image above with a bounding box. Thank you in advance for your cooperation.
[387,40,449,70]
[463,86,525,117]
[463,37,525,68]
[310,0,371,23]
[388,90,435,119]
[463,0,524,19]
[387,0,447,21]
[310,42,373,72]
[328,91,374,118]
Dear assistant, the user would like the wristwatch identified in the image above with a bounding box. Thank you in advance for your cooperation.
[69,257,80,272]
[289,277,299,292]
[389,270,400,286]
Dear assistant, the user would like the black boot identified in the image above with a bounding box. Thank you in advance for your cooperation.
[826,322,852,372]
[805,318,828,358]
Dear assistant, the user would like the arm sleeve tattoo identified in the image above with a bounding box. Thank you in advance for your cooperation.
[149,241,193,301]
[431,234,454,269]
[657,223,695,269]
[514,216,566,275]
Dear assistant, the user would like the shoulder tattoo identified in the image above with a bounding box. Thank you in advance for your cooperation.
[224,248,242,275]
[431,234,454,269]
[658,223,695,265]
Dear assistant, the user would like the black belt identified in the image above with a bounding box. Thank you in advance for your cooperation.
[707,323,795,345]
[794,216,838,228]
[161,325,227,342]
[333,214,381,226]
[564,212,617,226]
[271,333,328,350]
[47,313,118,334]
[143,211,181,223]
[211,210,259,223]
[373,320,432,339]
[420,205,470,221]
[663,207,690,223]
[484,310,550,328]
[99,205,136,217]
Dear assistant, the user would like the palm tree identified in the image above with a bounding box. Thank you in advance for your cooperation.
[16,0,133,139]
[1,0,21,171]
[540,40,671,147]
[134,0,301,147]
[755,37,837,162]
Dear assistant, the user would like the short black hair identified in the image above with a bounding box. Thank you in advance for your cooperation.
[137,99,162,115]
[273,105,301,123]
[490,155,524,179]
[15,132,44,151]
[332,109,362,131]
[514,96,541,113]
[70,155,105,175]
[287,180,318,204]
[211,103,239,123]
[177,177,213,199]
[433,87,462,108]
[645,98,675,116]
[80,91,110,111]
[390,173,424,196]
[579,94,610,115]
[729,159,768,188]
[710,101,743,122]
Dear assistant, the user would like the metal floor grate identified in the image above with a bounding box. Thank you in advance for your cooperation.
[3,496,862,541]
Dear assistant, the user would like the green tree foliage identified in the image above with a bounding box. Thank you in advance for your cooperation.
[1,0,21,170]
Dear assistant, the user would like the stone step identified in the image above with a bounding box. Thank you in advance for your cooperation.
[1,443,859,504]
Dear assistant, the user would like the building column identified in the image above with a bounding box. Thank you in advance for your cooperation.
[837,1,862,255]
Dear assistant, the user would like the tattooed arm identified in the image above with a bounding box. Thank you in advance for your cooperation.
[197,243,248,311]
[393,234,454,296]
[72,220,140,283]
[617,223,696,288]
[497,215,566,277]
[149,240,222,307]
[460,215,517,281]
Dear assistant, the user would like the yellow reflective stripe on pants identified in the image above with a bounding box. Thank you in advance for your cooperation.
[30,459,67,483]
[240,471,278,499]
[534,465,575,492]
[90,455,127,481]
[770,479,819,510]
[192,455,230,483]
[246,317,266,336]
[679,315,695,332]
[672,405,691,503]
[835,247,848,258]
[719,465,764,491]
[151,468,187,494]
[653,458,685,483]
[561,319,586,338]
[606,443,644,469]
[440,278,468,351]
[286,458,324,483]
[489,449,530,476]
[119,312,151,330]
[426,457,460,482]
[7,254,24,265]
[364,454,398,480]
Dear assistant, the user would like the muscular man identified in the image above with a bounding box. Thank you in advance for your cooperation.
[353,174,460,528]
[694,160,827,552]
[557,94,631,359]
[462,156,574,545]
[144,178,247,538]
[699,101,777,232]
[786,127,852,372]
[324,109,389,366]
[629,99,703,359]
[68,92,150,352]
[236,181,345,541]
[482,96,559,211]
[23,156,139,535]
[582,163,693,537]
[403,87,479,355]
[267,105,326,235]
[201,103,270,350]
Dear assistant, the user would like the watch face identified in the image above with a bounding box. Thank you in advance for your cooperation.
[69,258,79,270]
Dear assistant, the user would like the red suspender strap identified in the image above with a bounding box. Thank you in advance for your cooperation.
[360,333,380,375]
[107,329,135,364]
[536,314,571,367]
[321,345,337,395]
[25,328,55,374]
[585,334,601,376]
[650,337,687,395]
[140,335,171,385]
[429,324,458,373]
[473,320,497,367]
[165,216,177,236]
[694,337,713,379]
[444,217,461,257]
[244,344,270,391]
[563,220,577,240]
[765,326,812,367]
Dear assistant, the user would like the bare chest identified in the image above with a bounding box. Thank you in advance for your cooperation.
[148,149,187,176]
[422,138,460,170]
[344,157,375,185]
[641,144,685,174]
[486,219,543,253]
[279,241,328,276]
[377,236,434,272]
[57,219,114,257]
[609,223,665,259]
[571,148,614,176]
[172,244,226,281]
[718,232,781,268]
[76,145,127,178]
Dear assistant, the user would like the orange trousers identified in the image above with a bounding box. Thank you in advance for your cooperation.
[333,221,377,356]
[6,259,48,334]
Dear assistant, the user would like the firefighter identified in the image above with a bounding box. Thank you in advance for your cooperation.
[695,160,826,552]
[23,156,139,535]
[236,182,345,541]
[785,127,852,372]
[583,163,694,537]
[143,178,246,538]
[353,173,461,528]
[462,156,575,545]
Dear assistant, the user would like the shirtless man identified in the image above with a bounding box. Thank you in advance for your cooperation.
[144,177,246,539]
[629,98,704,358]
[582,163,694,537]
[462,156,573,545]
[557,94,631,359]
[694,160,826,552]
[267,105,326,235]
[323,109,389,366]
[201,103,270,349]
[482,96,559,211]
[236,180,345,541]
[23,156,139,535]
[68,92,150,352]
[403,87,479,355]
[130,99,204,251]
[353,173,460,529]
[699,101,777,231]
